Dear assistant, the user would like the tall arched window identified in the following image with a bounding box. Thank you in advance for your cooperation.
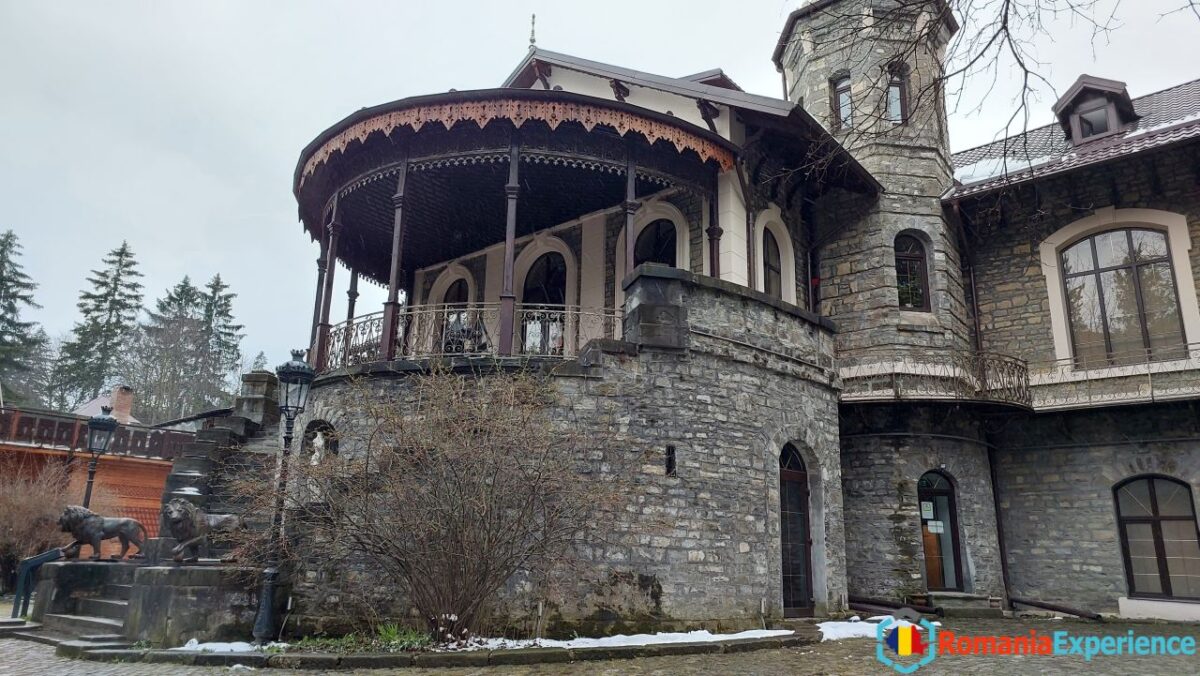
[634,219,677,268]
[1115,476,1200,599]
[1060,228,1185,366]
[521,251,567,355]
[763,228,783,299]
[779,444,812,616]
[886,69,908,124]
[918,471,962,591]
[895,234,930,311]
[439,278,472,354]
[831,76,852,129]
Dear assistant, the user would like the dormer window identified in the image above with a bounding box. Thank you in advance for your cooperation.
[1052,75,1139,146]
[1071,97,1118,142]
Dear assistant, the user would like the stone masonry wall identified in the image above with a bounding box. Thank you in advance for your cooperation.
[990,401,1200,612]
[289,268,845,636]
[839,403,1005,601]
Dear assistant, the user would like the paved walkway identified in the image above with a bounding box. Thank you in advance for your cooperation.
[1,618,1199,675]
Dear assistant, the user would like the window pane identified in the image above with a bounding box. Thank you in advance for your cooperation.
[764,229,782,299]
[897,259,925,309]
[1062,239,1094,275]
[887,83,903,123]
[1100,269,1143,362]
[1162,520,1200,598]
[1124,522,1163,594]
[836,85,852,126]
[1154,480,1196,518]
[1094,230,1132,268]
[1138,263,1185,358]
[1065,275,1107,366]
[1118,479,1154,517]
[1079,106,1110,137]
[1131,230,1169,262]
[635,220,677,268]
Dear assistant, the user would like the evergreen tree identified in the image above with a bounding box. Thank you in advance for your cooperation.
[199,274,243,402]
[0,230,46,405]
[56,242,144,406]
[123,277,205,422]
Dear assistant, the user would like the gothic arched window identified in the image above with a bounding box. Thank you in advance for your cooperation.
[764,228,783,299]
[895,234,930,311]
[635,219,677,268]
[1115,476,1200,599]
[831,76,852,129]
[1060,228,1185,366]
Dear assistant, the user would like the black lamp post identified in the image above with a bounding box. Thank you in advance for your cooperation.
[253,349,314,644]
[82,406,119,509]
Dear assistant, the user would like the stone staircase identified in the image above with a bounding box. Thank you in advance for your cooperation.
[6,563,138,655]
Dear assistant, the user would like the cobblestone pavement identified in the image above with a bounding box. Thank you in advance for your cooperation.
[2,618,1199,675]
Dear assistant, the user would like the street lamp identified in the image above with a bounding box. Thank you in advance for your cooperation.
[82,406,119,509]
[253,349,315,644]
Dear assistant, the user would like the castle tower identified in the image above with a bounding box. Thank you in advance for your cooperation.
[775,0,970,353]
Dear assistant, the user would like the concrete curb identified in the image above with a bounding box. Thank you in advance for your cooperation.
[75,633,818,669]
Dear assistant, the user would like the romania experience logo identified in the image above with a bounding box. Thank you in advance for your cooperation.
[875,608,937,673]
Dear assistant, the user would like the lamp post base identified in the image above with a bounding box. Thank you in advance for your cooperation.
[251,566,280,644]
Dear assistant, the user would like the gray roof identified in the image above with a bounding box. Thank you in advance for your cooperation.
[503,48,795,118]
[948,77,1200,198]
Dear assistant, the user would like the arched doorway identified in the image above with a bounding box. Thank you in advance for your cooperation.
[520,251,567,355]
[918,471,963,591]
[439,277,472,354]
[780,444,813,616]
[635,218,678,267]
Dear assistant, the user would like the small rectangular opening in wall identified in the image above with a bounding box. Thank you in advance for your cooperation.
[665,445,677,477]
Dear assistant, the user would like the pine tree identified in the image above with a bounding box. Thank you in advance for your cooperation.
[199,274,243,404]
[123,277,205,422]
[0,230,46,405]
[56,242,144,406]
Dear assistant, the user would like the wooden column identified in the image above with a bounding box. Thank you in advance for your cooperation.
[623,154,638,279]
[498,141,520,356]
[307,232,328,358]
[381,159,409,360]
[314,209,341,370]
[342,271,359,366]
[706,192,722,277]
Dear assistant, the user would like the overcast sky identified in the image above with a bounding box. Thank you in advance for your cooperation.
[2,1,1196,368]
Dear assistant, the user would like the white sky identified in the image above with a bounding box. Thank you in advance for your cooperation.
[2,0,1196,367]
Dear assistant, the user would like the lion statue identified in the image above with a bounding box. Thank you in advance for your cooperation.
[161,498,245,563]
[58,505,146,561]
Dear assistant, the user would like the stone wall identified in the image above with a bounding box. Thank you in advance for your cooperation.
[962,143,1200,365]
[991,400,1200,612]
[289,267,845,636]
[839,403,1005,602]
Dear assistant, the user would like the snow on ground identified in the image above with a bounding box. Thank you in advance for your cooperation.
[817,616,941,642]
[444,629,795,652]
[170,638,287,652]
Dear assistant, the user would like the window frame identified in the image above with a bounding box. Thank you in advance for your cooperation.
[831,76,852,130]
[763,227,783,300]
[886,70,908,125]
[1114,475,1200,601]
[1058,227,1187,367]
[1070,98,1121,144]
[895,234,931,312]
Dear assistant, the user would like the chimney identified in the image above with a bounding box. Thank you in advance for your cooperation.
[110,385,135,424]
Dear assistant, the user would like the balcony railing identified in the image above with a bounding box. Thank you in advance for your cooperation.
[0,407,193,460]
[323,302,623,371]
[1028,342,1200,410]
[839,349,1032,408]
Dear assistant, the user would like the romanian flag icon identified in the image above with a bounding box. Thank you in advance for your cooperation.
[885,624,926,656]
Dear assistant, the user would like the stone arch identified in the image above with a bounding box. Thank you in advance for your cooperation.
[427,262,477,307]
[615,200,692,308]
[753,204,798,304]
[1038,207,1200,362]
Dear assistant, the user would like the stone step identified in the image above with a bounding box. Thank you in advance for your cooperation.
[0,618,25,627]
[56,639,133,658]
[104,584,133,600]
[7,629,72,646]
[79,633,127,642]
[42,613,124,636]
[77,598,129,621]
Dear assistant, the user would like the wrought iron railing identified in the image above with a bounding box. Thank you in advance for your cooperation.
[1028,342,1200,410]
[322,303,623,371]
[839,349,1031,408]
[0,407,192,460]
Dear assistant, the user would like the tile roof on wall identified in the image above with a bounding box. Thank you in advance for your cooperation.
[947,78,1200,199]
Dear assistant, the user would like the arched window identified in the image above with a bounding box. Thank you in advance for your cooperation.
[886,69,908,124]
[895,234,930,311]
[1060,228,1185,366]
[764,228,783,299]
[1115,476,1200,599]
[439,278,473,354]
[831,76,852,129]
[634,219,677,268]
[779,444,812,616]
[521,251,567,355]
[918,471,962,591]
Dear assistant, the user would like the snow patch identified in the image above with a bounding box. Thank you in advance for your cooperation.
[443,628,794,652]
[954,154,1061,185]
[1124,112,1200,139]
[174,487,202,495]
[170,639,288,653]
[817,616,941,642]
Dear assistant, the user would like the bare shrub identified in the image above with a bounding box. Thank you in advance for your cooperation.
[230,366,640,642]
[0,457,72,592]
